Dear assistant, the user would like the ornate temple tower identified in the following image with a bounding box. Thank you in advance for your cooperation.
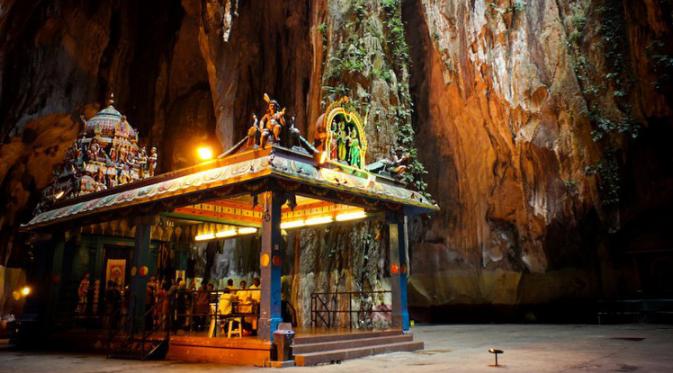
[36,94,156,213]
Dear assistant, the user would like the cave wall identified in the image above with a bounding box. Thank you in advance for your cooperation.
[404,0,673,308]
[1,0,672,322]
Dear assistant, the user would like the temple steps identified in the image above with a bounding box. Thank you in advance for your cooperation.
[292,334,414,354]
[292,330,423,366]
[293,329,402,344]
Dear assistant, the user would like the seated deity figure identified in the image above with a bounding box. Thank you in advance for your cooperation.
[107,172,118,188]
[89,139,102,161]
[259,93,286,149]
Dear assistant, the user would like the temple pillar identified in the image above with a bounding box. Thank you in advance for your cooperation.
[130,218,154,332]
[388,214,410,331]
[258,191,283,341]
[47,232,66,324]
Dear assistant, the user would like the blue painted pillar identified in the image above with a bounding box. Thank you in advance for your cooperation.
[389,214,410,331]
[130,221,152,332]
[258,191,283,341]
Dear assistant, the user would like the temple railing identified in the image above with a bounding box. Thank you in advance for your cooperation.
[310,290,392,329]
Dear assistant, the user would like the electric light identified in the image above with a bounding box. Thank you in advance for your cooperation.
[238,227,258,235]
[197,146,214,161]
[20,286,31,297]
[304,216,333,226]
[336,211,367,222]
[54,190,65,200]
[215,229,237,238]
[280,220,305,229]
[195,233,215,241]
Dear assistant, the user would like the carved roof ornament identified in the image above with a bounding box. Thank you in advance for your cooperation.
[24,93,438,231]
[34,93,158,214]
[231,94,407,182]
[224,93,314,157]
[314,97,368,172]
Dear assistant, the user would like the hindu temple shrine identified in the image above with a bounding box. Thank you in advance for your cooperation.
[15,92,437,365]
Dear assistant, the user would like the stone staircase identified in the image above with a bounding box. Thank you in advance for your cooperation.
[292,330,423,366]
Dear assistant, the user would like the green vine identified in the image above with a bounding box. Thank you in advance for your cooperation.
[382,0,428,194]
[566,1,640,207]
[320,0,428,195]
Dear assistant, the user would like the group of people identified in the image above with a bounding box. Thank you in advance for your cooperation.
[143,276,262,337]
[75,273,124,329]
[76,273,263,336]
[207,278,261,337]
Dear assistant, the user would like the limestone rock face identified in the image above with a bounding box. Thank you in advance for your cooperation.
[404,0,673,306]
[0,0,672,317]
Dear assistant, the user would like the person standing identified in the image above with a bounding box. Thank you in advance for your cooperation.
[195,283,209,331]
[105,281,121,329]
[76,273,90,316]
[145,277,157,330]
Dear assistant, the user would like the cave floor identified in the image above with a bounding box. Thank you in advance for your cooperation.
[1,324,672,372]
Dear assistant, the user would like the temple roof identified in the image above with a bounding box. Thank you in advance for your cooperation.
[23,95,438,232]
[22,146,437,231]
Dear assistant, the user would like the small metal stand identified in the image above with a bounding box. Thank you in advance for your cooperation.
[488,348,503,367]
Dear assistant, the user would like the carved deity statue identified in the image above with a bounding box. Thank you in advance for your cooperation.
[330,130,338,160]
[337,122,348,162]
[246,114,259,147]
[259,93,286,149]
[148,146,158,177]
[348,130,362,168]
[137,146,148,178]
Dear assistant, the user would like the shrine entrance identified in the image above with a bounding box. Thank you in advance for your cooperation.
[20,95,438,365]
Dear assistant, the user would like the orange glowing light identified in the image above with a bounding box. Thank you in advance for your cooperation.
[197,146,214,161]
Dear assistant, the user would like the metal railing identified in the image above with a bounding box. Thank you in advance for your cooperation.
[310,290,391,329]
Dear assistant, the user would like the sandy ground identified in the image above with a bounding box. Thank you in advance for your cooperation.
[1,324,672,372]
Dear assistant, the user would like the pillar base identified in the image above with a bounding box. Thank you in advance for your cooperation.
[258,317,283,341]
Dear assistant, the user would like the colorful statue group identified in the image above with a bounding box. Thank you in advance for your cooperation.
[36,95,158,212]
[330,118,363,169]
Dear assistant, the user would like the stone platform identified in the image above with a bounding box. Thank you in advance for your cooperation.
[3,324,672,372]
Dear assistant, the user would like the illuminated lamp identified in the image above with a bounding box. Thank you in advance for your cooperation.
[20,286,31,297]
[238,227,258,235]
[197,146,214,161]
[54,190,65,200]
[195,232,215,241]
[304,216,333,226]
[280,220,304,229]
[335,210,367,222]
[215,229,237,238]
